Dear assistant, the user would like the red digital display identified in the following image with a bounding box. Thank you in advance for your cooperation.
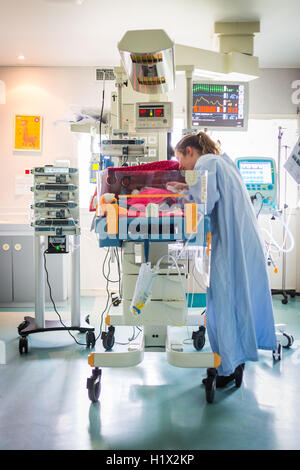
[139,107,164,118]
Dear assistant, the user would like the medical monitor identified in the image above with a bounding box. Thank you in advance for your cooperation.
[191,81,248,131]
[236,157,277,213]
[238,161,273,185]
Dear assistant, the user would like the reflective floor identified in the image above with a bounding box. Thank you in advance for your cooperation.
[0,296,300,450]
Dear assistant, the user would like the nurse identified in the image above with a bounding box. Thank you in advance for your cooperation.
[168,132,277,388]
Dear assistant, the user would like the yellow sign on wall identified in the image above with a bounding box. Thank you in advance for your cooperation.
[14,115,42,151]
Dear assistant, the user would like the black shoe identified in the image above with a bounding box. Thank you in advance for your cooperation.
[234,364,244,388]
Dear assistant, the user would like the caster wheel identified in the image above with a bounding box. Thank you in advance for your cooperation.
[290,292,296,298]
[205,368,216,403]
[192,326,206,351]
[19,337,28,355]
[282,333,294,348]
[85,315,90,325]
[86,331,96,349]
[87,369,102,403]
[101,326,115,351]
[282,298,288,305]
[18,320,29,335]
[273,343,282,361]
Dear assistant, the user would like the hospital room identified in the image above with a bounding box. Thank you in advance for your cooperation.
[1,0,300,454]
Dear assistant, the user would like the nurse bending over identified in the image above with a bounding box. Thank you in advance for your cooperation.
[168,132,277,388]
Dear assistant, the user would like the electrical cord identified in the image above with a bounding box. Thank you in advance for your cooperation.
[99,75,105,169]
[43,250,87,346]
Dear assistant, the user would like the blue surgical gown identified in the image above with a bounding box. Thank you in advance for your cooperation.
[189,153,277,376]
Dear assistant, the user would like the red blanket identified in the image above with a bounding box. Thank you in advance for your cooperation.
[90,160,180,212]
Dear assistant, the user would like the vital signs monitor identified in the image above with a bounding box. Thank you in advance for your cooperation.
[192,81,248,131]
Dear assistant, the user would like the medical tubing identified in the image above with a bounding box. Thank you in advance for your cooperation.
[43,250,87,346]
[154,253,188,325]
[168,213,204,270]
[261,211,294,253]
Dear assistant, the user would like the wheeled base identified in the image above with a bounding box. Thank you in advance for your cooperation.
[18,316,96,354]
[271,289,297,305]
[86,325,223,403]
[272,324,294,361]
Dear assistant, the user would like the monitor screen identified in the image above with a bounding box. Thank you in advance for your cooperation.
[239,161,273,185]
[192,82,247,130]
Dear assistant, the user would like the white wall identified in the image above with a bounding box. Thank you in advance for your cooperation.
[0,66,299,294]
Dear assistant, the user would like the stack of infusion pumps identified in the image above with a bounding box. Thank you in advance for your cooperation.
[31,163,80,245]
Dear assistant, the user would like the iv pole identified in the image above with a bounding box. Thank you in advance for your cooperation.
[271,127,296,304]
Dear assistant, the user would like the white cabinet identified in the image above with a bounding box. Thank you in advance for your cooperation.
[0,225,67,306]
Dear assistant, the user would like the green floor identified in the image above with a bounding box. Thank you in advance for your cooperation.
[0,296,299,450]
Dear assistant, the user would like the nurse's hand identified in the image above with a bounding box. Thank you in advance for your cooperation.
[167,182,189,192]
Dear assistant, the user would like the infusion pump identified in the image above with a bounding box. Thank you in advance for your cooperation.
[135,102,173,131]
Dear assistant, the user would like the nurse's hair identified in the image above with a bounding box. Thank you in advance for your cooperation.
[175,132,221,156]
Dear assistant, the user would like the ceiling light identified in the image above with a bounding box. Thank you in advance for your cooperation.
[18,54,25,60]
[44,0,85,4]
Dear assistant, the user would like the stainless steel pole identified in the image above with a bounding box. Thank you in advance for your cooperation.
[35,235,45,329]
[71,234,81,327]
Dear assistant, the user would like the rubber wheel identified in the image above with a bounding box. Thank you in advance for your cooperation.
[192,326,206,351]
[86,331,96,349]
[282,333,294,348]
[205,368,217,403]
[282,298,288,305]
[103,334,115,351]
[193,332,206,351]
[19,337,28,355]
[290,292,296,298]
[18,321,29,335]
[273,343,282,361]
[87,378,101,403]
[85,315,90,325]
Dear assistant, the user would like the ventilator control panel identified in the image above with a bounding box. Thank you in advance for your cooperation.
[236,157,277,214]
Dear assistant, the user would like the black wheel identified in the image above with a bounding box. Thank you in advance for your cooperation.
[86,331,96,349]
[290,292,296,298]
[87,368,101,403]
[87,378,101,402]
[102,334,115,351]
[18,321,29,335]
[282,333,294,348]
[19,337,28,355]
[101,326,115,351]
[192,326,206,351]
[205,368,216,403]
[85,315,90,325]
[282,298,288,305]
[273,343,282,361]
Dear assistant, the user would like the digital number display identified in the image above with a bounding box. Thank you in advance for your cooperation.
[139,106,164,118]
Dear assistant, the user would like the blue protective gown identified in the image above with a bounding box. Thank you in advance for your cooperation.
[189,153,277,376]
